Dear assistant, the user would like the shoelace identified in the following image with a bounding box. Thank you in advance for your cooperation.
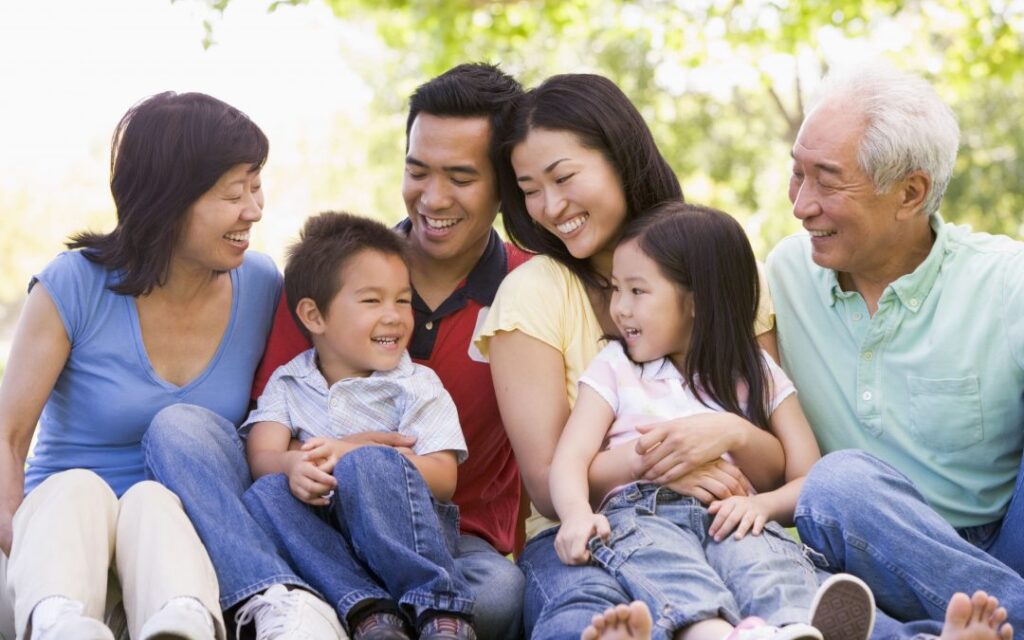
[233,585,295,640]
[420,616,475,639]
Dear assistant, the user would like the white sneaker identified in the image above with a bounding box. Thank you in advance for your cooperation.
[809,573,876,640]
[725,617,823,640]
[233,584,346,640]
[139,597,216,640]
[30,597,115,640]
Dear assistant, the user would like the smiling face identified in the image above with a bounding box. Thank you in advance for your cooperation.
[401,113,500,267]
[174,163,263,274]
[303,249,414,385]
[789,100,913,278]
[610,238,693,370]
[511,128,628,269]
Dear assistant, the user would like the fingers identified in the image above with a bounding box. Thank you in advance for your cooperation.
[346,431,416,447]
[595,515,612,542]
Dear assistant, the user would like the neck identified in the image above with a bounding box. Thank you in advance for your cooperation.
[407,238,488,309]
[839,216,935,314]
[150,258,224,303]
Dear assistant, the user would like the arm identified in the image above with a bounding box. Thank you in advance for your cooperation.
[708,393,821,539]
[633,411,785,493]
[0,286,71,555]
[549,384,615,564]
[395,449,457,502]
[246,421,337,506]
[489,329,569,519]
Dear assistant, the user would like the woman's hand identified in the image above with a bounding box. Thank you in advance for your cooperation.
[707,494,771,541]
[663,459,754,505]
[555,512,610,566]
[285,456,337,506]
[633,413,742,484]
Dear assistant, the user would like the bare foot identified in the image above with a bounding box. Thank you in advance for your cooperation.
[580,601,653,640]
[940,591,1013,640]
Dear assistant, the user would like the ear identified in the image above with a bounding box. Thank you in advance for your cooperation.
[895,170,931,220]
[295,297,326,336]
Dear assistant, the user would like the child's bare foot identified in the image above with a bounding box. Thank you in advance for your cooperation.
[580,601,653,640]
[940,591,1013,640]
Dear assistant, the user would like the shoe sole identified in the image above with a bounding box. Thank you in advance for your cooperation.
[810,574,876,640]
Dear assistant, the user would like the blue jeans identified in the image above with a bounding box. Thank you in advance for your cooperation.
[796,450,1024,640]
[143,404,524,638]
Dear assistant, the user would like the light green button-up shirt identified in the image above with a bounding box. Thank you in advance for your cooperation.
[767,214,1024,528]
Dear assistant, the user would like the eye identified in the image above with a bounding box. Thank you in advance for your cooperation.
[555,172,576,184]
[631,287,644,296]
[251,183,262,193]
[610,284,620,293]
[397,297,412,305]
[521,188,539,197]
[451,176,475,186]
[360,298,380,304]
[406,169,427,180]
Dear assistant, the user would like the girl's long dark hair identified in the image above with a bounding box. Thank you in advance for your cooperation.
[497,74,682,290]
[622,202,771,429]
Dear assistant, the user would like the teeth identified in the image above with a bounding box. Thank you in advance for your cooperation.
[808,229,836,237]
[224,231,249,242]
[372,337,398,345]
[556,215,587,234]
[424,216,459,230]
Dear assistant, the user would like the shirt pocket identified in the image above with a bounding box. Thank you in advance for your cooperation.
[907,375,984,453]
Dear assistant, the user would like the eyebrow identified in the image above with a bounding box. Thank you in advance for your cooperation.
[790,151,843,175]
[406,156,480,175]
[517,157,570,183]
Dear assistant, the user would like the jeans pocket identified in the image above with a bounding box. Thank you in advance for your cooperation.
[588,518,653,571]
[761,522,816,572]
[907,375,984,453]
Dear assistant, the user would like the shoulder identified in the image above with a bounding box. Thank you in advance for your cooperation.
[496,254,577,296]
[239,251,282,284]
[765,233,811,278]
[504,242,534,272]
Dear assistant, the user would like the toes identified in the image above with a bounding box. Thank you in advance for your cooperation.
[626,601,653,636]
[946,592,974,630]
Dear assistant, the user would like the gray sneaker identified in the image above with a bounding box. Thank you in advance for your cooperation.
[234,584,346,640]
[31,599,115,640]
[139,597,216,639]
[810,573,876,640]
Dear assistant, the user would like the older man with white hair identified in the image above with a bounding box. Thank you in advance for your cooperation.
[767,64,1023,639]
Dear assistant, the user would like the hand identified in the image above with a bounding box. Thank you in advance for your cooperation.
[300,437,349,474]
[286,457,338,506]
[662,459,754,505]
[554,512,610,565]
[341,431,416,449]
[707,494,770,541]
[634,413,740,484]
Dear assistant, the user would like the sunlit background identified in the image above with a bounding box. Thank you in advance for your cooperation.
[2,0,1023,373]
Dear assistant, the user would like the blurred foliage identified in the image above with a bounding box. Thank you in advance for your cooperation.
[201,0,1023,254]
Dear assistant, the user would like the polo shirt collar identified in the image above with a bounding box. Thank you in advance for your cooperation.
[395,219,508,311]
[640,355,685,382]
[821,213,948,313]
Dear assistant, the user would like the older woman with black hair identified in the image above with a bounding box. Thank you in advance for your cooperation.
[0,92,280,640]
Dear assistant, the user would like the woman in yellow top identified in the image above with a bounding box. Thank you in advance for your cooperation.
[476,74,784,639]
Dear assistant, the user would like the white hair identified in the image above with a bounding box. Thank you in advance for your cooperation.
[811,63,960,216]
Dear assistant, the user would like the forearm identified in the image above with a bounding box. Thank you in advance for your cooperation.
[725,416,785,492]
[551,454,597,522]
[248,449,304,479]
[754,477,804,527]
[0,444,27,554]
[403,452,457,502]
[588,443,635,508]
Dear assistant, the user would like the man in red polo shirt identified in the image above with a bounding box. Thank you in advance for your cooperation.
[253,63,528,639]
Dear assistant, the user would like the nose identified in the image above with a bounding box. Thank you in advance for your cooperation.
[611,290,629,319]
[543,188,567,220]
[420,176,453,212]
[242,190,263,222]
[790,180,819,221]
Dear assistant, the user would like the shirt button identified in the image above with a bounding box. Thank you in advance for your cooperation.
[862,391,873,401]
[329,398,338,409]
[863,351,873,361]
[909,298,919,308]
[425,321,434,330]
[852,312,863,321]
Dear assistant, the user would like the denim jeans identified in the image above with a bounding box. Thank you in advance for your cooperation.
[796,450,1024,640]
[143,404,524,637]
[241,446,475,628]
[595,483,819,639]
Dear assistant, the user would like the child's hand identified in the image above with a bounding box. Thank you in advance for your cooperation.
[555,512,611,565]
[707,495,769,541]
[286,457,337,506]
[300,437,351,474]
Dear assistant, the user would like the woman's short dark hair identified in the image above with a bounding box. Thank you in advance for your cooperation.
[68,91,269,296]
[621,201,771,430]
[284,211,408,339]
[498,74,683,289]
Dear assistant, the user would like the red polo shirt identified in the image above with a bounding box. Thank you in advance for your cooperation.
[251,228,529,554]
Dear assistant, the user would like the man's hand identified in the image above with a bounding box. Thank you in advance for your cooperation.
[286,457,337,506]
[634,413,740,484]
[663,459,754,505]
[707,494,770,541]
[554,512,611,566]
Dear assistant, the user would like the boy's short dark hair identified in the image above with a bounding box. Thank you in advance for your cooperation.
[284,212,408,337]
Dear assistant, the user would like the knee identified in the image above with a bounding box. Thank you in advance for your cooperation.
[247,473,292,502]
[802,450,891,513]
[36,469,116,506]
[120,480,183,512]
[334,445,405,483]
[145,404,235,462]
